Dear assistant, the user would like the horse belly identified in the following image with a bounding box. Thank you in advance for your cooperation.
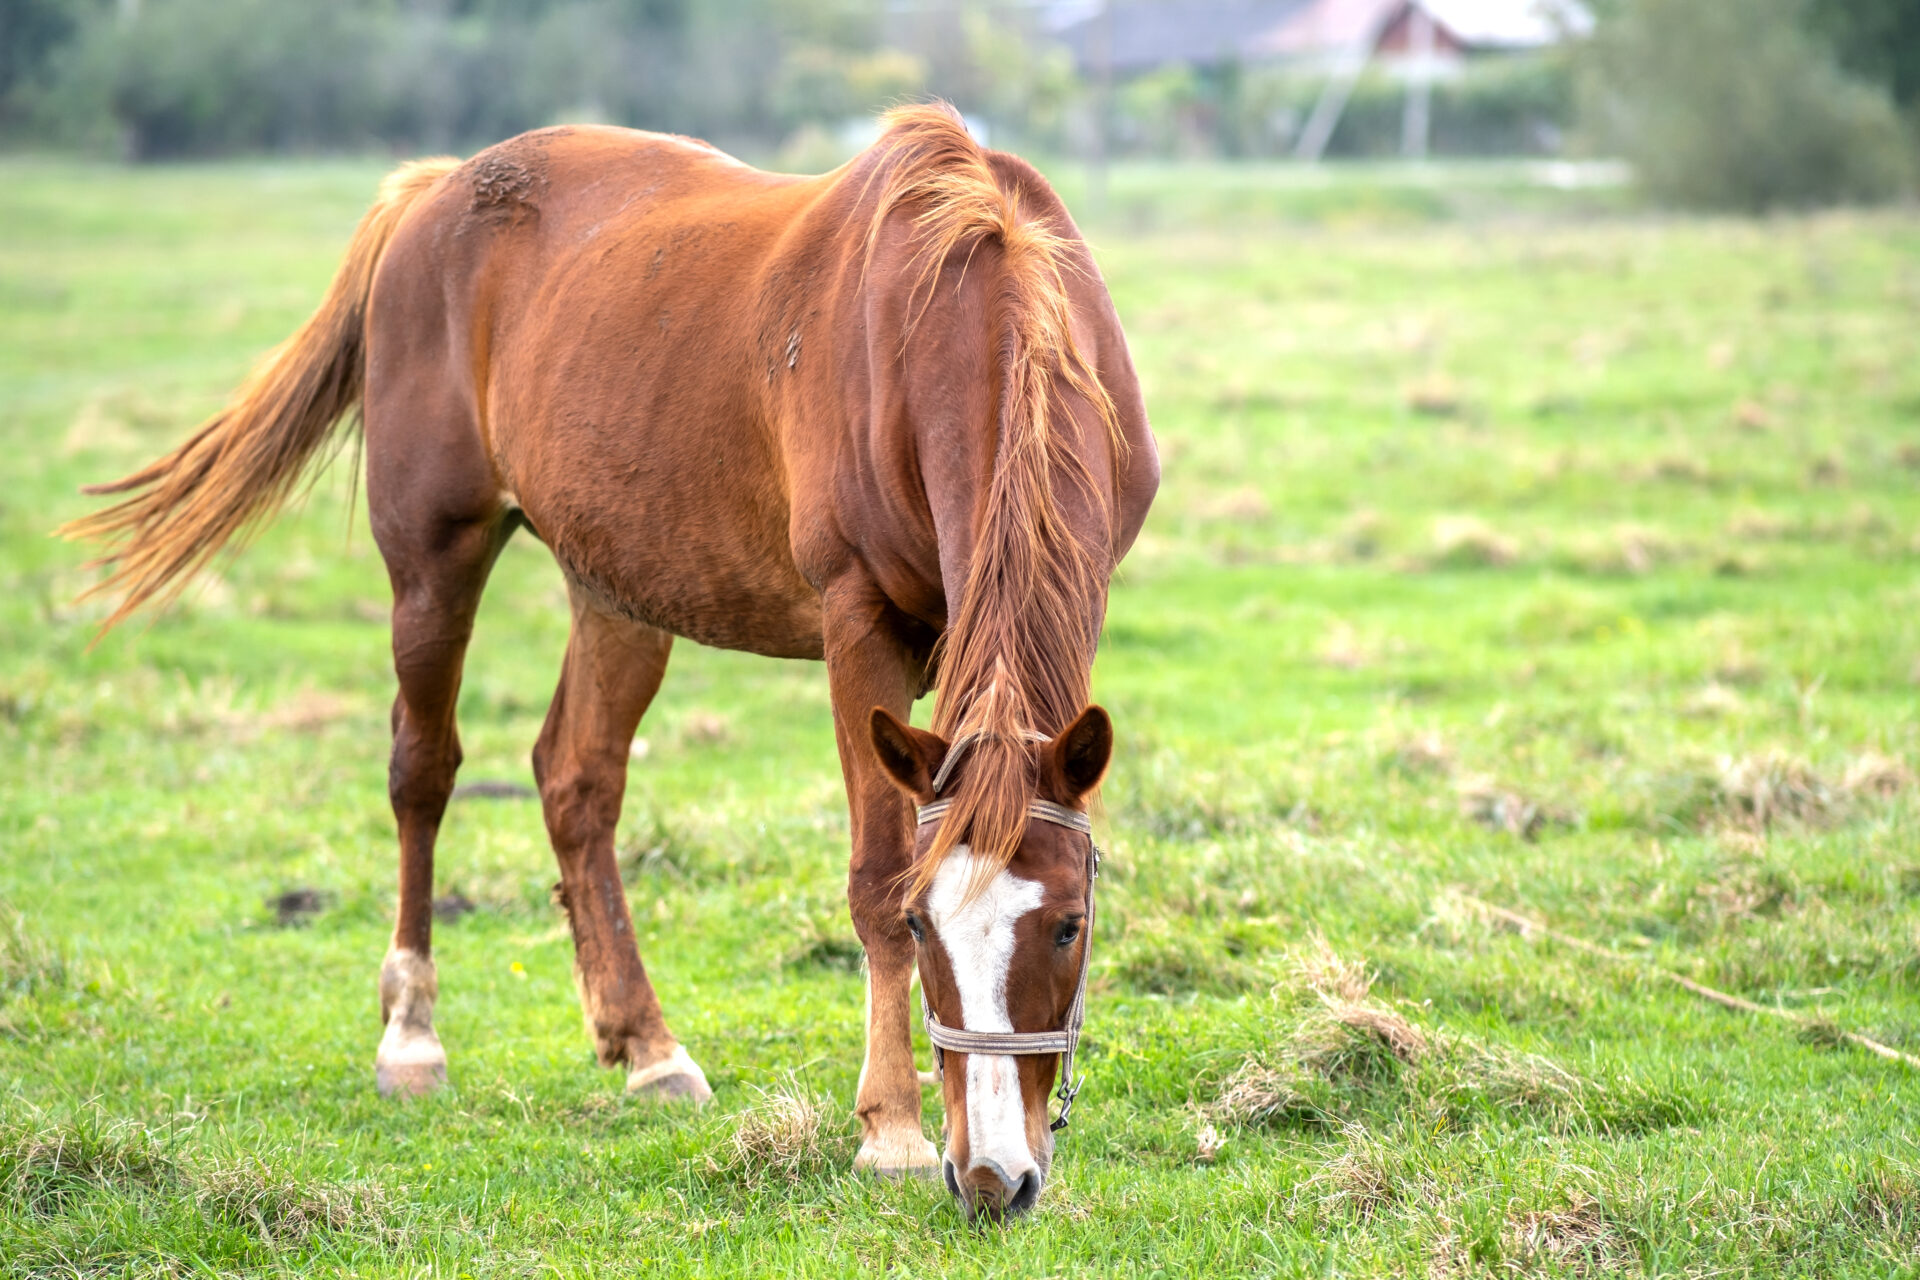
[548,518,826,660]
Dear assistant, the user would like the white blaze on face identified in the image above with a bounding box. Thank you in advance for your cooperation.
[926,848,1047,1185]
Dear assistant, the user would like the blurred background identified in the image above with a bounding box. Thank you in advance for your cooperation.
[1,0,1915,211]
[4,5,1920,1271]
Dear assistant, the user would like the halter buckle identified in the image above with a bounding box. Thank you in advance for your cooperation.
[1049,1072,1083,1133]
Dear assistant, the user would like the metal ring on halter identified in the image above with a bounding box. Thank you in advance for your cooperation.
[913,777,1100,1134]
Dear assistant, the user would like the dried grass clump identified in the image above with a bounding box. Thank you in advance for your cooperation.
[1209,1058,1321,1128]
[1808,453,1847,486]
[0,1113,391,1247]
[1457,778,1571,842]
[1418,888,1495,951]
[1290,938,1426,1072]
[1726,508,1795,541]
[1682,682,1744,719]
[724,1087,841,1185]
[1430,515,1518,569]
[1565,522,1673,575]
[1295,1126,1399,1219]
[1644,749,1909,835]
[1715,751,1844,829]
[679,711,733,747]
[1848,1167,1920,1237]
[1214,936,1694,1139]
[1732,399,1772,432]
[1405,373,1463,416]
[1195,484,1273,523]
[1191,1123,1225,1164]
[1300,1001,1430,1076]
[1649,454,1712,485]
[253,689,354,735]
[1339,508,1385,559]
[1443,1044,1586,1124]
[1502,1191,1623,1274]
[0,1115,179,1214]
[1318,619,1371,670]
[195,1160,390,1245]
[1690,857,1800,925]
[1207,939,1428,1120]
[1381,731,1454,778]
[1844,752,1914,799]
[1293,933,1374,1004]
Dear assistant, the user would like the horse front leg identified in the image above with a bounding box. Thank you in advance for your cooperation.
[824,580,940,1176]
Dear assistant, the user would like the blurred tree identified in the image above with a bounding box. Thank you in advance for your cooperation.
[1807,0,1920,113]
[772,45,925,131]
[5,0,934,156]
[39,0,384,157]
[1,0,96,102]
[1580,0,1913,210]
[965,8,1079,152]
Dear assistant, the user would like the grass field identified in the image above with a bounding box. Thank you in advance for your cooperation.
[4,157,1920,1276]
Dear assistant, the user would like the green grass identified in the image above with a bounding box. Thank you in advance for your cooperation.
[4,154,1920,1275]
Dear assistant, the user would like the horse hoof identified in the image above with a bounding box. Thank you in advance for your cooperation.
[376,1058,447,1098]
[625,1045,713,1105]
[854,1133,940,1178]
[375,1022,447,1098]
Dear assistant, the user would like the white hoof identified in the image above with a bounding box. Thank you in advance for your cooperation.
[625,1045,713,1105]
[375,1025,447,1097]
[854,1130,940,1178]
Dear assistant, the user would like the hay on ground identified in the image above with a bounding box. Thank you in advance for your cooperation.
[725,1087,839,1185]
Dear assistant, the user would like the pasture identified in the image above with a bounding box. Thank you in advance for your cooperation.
[4,158,1920,1275]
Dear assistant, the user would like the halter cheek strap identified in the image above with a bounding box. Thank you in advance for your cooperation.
[913,792,1101,1134]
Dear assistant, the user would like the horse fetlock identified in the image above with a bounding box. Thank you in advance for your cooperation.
[379,948,439,1027]
[624,1044,712,1105]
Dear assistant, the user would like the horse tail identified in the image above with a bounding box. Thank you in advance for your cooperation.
[59,156,460,632]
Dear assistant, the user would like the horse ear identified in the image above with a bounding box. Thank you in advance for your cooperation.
[869,707,948,802]
[1053,705,1113,800]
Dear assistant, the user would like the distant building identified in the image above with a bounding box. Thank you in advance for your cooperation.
[1052,0,1314,76]
[1056,0,1590,74]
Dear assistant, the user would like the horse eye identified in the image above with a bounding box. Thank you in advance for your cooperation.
[1054,918,1082,948]
[905,912,925,943]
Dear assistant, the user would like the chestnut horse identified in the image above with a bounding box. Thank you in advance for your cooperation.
[64,105,1157,1218]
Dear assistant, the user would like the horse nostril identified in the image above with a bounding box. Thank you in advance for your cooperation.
[1006,1168,1040,1216]
[964,1157,1041,1220]
[943,1158,961,1200]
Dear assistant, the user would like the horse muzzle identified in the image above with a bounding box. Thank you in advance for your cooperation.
[948,1153,1044,1221]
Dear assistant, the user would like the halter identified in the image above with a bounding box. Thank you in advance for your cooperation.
[913,732,1101,1134]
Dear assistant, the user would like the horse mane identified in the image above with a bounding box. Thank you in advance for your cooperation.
[862,105,1121,896]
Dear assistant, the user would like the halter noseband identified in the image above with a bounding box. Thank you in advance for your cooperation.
[913,732,1101,1134]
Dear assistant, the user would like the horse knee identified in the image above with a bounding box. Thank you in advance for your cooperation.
[388,729,461,815]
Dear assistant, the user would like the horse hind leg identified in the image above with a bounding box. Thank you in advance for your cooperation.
[533,594,709,1102]
[373,506,511,1097]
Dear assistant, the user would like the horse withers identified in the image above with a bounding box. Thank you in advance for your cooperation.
[63,105,1157,1219]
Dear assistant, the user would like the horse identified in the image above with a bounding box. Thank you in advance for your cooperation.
[62,104,1158,1220]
